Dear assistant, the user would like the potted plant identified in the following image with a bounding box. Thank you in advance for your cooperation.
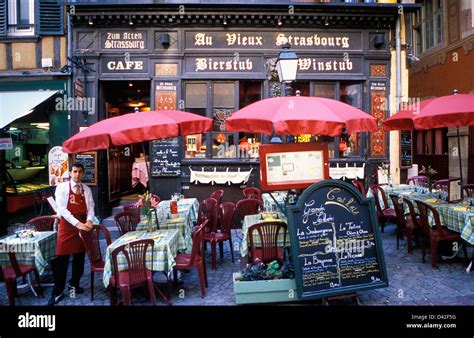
[135,191,160,231]
[419,165,438,193]
[233,259,297,304]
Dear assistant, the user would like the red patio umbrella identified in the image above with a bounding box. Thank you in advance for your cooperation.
[225,96,378,136]
[382,98,435,131]
[62,110,213,153]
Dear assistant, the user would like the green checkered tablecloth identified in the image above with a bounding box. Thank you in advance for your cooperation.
[103,229,179,288]
[240,213,290,258]
[391,192,474,245]
[0,231,57,275]
[262,192,287,213]
[136,198,198,253]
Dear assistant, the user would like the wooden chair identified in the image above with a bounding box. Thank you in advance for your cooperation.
[415,200,468,269]
[26,216,56,232]
[114,211,138,236]
[389,194,416,252]
[196,198,218,231]
[370,185,397,233]
[352,180,366,196]
[209,190,224,205]
[173,222,208,298]
[463,184,474,197]
[204,202,235,270]
[109,239,156,306]
[433,179,449,190]
[79,224,112,301]
[243,187,262,201]
[248,221,287,264]
[406,175,429,186]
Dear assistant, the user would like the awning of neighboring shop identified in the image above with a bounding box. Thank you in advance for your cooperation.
[0,90,61,129]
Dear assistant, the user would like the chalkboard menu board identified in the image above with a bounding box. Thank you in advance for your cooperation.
[287,180,388,300]
[400,130,413,168]
[150,138,181,177]
[73,152,97,185]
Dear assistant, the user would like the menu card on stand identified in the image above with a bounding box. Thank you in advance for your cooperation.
[448,178,462,203]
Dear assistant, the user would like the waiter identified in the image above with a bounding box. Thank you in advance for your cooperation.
[48,163,94,306]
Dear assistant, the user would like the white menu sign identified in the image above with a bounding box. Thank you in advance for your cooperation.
[265,151,324,184]
[48,146,69,186]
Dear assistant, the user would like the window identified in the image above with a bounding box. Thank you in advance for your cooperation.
[7,0,35,36]
[423,0,444,51]
[461,0,474,37]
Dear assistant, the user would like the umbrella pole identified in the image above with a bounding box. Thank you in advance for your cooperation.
[457,127,464,198]
[141,141,152,193]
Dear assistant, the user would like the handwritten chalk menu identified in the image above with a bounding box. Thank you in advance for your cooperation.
[150,138,181,177]
[400,130,413,168]
[287,180,388,300]
[73,152,97,185]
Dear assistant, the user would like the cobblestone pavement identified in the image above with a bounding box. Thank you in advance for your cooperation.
[1,222,473,306]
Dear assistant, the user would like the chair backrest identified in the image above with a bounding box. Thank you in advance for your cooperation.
[209,190,224,204]
[403,198,420,229]
[189,222,207,266]
[248,221,287,264]
[415,200,443,234]
[463,184,474,197]
[197,198,218,229]
[389,194,407,228]
[243,187,262,201]
[123,203,141,225]
[433,179,449,190]
[235,198,265,229]
[369,185,389,215]
[352,180,366,196]
[114,211,137,236]
[406,175,429,186]
[79,224,112,267]
[111,239,154,287]
[26,216,56,232]
[217,202,235,235]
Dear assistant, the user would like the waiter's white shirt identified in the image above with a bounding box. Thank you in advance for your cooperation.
[55,181,95,227]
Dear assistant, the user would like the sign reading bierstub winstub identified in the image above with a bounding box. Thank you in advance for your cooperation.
[287,180,388,301]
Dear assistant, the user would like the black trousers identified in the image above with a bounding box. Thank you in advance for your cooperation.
[51,252,85,296]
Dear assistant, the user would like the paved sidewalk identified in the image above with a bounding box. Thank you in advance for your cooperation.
[1,222,473,306]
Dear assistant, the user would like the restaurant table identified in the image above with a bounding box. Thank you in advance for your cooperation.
[0,231,57,275]
[131,161,150,188]
[135,198,199,253]
[262,191,287,212]
[102,229,179,289]
[240,213,289,258]
[366,184,416,209]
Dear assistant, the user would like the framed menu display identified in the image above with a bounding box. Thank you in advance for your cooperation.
[259,143,329,191]
[73,152,97,186]
[448,178,462,203]
[400,130,413,168]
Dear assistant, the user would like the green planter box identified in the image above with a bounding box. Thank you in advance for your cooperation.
[233,273,298,305]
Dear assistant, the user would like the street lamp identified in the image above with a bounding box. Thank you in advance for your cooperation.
[275,43,298,97]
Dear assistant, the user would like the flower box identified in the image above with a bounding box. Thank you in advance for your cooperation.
[233,273,297,305]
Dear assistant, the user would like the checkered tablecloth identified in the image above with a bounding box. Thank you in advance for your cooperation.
[136,198,198,253]
[240,213,289,258]
[103,229,179,288]
[0,231,57,275]
[391,192,474,245]
[366,184,416,209]
[262,192,287,213]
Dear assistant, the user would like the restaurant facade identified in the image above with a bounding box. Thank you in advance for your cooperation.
[68,1,419,218]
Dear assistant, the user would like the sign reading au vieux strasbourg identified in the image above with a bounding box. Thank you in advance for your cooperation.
[287,180,388,300]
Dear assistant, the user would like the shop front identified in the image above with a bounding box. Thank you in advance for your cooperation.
[69,2,415,216]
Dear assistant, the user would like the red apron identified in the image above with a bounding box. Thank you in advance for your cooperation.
[56,182,87,255]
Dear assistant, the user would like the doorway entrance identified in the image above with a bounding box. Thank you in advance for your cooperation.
[100,80,151,202]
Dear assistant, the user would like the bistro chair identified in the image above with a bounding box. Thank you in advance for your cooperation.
[173,222,208,298]
[114,211,138,236]
[109,239,156,306]
[248,221,287,264]
[123,203,141,225]
[0,264,17,306]
[79,224,112,301]
[403,198,422,254]
[352,180,366,196]
[209,189,224,205]
[433,179,449,190]
[463,184,474,197]
[406,175,429,186]
[26,216,56,232]
[234,198,265,233]
[196,198,218,231]
[415,200,468,269]
[389,194,416,252]
[243,187,263,201]
[370,185,397,233]
[204,202,235,270]
[6,252,43,301]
